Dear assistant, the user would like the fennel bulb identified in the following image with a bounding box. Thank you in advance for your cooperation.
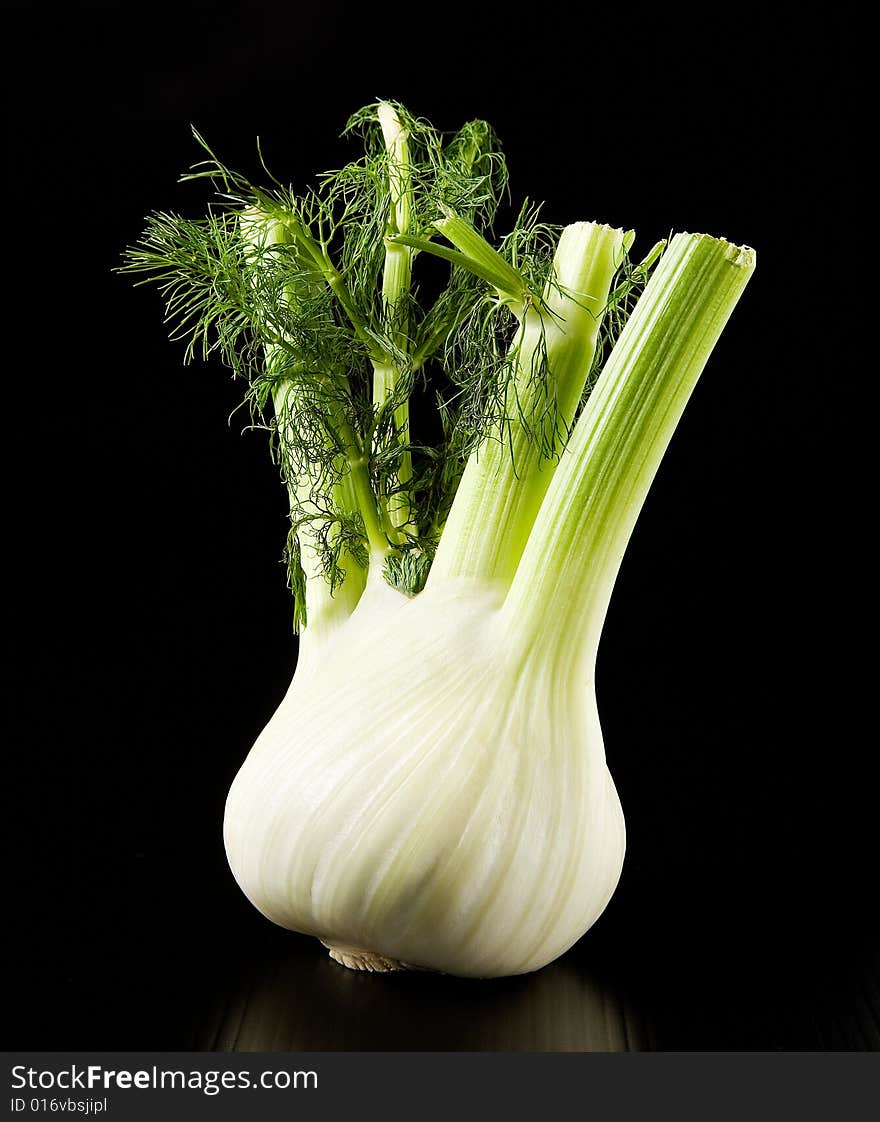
[224,579,625,977]
[124,103,754,977]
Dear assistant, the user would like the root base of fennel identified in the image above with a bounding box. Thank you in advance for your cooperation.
[321,941,417,973]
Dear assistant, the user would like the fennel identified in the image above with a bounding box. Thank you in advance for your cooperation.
[123,102,754,977]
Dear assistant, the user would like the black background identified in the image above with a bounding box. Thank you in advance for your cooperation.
[6,8,873,1050]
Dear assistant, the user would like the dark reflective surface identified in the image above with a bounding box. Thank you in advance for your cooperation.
[198,943,647,1052]
[193,924,880,1052]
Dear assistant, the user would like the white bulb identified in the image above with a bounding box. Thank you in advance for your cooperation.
[224,581,625,978]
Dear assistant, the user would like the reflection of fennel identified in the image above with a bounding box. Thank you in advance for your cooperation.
[124,102,754,977]
[200,947,648,1052]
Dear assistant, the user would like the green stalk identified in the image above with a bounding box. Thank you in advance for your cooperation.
[242,212,385,633]
[427,221,625,587]
[334,418,390,561]
[267,219,391,561]
[375,103,414,536]
[273,383,367,645]
[282,219,387,367]
[389,231,527,315]
[503,232,755,668]
[435,210,528,316]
